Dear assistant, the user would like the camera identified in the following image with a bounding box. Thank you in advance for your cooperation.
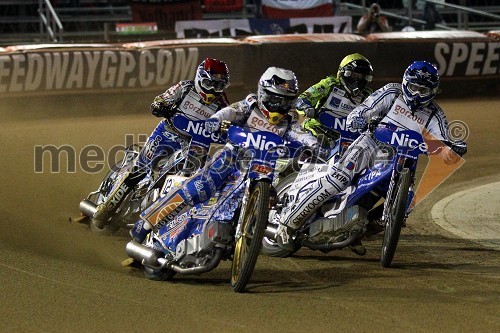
[374,13,380,18]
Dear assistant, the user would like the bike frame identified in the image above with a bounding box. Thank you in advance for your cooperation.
[153,125,301,255]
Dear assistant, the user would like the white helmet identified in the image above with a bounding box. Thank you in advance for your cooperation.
[257,67,299,125]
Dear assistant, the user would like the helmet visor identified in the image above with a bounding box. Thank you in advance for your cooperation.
[344,70,373,82]
[407,82,432,97]
[262,92,294,114]
[199,77,228,93]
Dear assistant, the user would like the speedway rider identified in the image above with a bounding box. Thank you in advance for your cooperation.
[296,53,374,155]
[275,61,468,253]
[93,58,230,229]
[129,67,319,243]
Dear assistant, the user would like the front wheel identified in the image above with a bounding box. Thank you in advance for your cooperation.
[230,181,270,292]
[87,162,123,235]
[380,168,411,267]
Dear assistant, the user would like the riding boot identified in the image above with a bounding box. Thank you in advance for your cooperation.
[130,219,153,243]
[93,169,145,229]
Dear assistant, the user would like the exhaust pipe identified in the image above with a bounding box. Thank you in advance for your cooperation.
[125,240,223,275]
[125,240,167,268]
[79,199,97,217]
[170,248,223,275]
[302,231,361,251]
[264,223,277,240]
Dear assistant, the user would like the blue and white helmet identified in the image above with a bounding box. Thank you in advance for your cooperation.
[402,61,439,111]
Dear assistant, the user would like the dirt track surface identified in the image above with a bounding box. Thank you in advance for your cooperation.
[1,93,499,332]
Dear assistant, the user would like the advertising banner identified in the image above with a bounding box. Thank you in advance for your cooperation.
[0,43,247,95]
[262,0,331,9]
[175,16,352,38]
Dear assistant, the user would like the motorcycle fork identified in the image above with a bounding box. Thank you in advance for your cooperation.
[234,179,252,240]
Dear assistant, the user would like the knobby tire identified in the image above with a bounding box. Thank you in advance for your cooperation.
[230,181,270,292]
[380,168,411,267]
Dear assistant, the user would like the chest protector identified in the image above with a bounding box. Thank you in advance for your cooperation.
[323,87,361,118]
[178,90,218,120]
[383,97,432,133]
[244,108,288,137]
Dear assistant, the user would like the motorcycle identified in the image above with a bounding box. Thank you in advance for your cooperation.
[78,114,225,234]
[263,112,429,267]
[124,120,302,292]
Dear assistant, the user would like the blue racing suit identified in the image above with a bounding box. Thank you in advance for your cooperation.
[135,80,229,176]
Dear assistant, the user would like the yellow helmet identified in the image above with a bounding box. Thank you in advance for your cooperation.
[337,53,373,97]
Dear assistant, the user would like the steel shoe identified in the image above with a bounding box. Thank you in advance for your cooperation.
[348,238,367,256]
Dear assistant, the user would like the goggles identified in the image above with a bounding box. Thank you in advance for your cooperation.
[200,77,228,93]
[344,70,373,82]
[263,93,294,114]
[407,82,432,96]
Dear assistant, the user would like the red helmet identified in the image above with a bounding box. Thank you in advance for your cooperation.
[194,58,230,104]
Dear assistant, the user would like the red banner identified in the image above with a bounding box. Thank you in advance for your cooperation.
[203,0,244,12]
[131,0,202,31]
[262,3,333,19]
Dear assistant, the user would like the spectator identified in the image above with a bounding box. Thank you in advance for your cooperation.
[422,2,444,30]
[357,3,391,34]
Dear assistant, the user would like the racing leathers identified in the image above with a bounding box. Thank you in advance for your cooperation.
[130,93,319,243]
[276,83,468,249]
[93,81,229,228]
[296,76,371,155]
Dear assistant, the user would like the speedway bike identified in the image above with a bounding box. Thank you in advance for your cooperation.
[79,114,225,234]
[263,112,429,267]
[125,120,302,292]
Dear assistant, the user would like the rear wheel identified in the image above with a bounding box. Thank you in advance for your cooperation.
[230,181,270,292]
[380,169,411,267]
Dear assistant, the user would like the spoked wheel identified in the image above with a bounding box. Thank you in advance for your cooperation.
[87,162,123,235]
[87,148,141,235]
[230,181,270,292]
[380,168,411,268]
[261,172,301,258]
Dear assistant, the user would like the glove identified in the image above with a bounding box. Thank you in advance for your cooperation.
[350,116,367,130]
[368,116,383,132]
[304,107,318,119]
[150,101,171,118]
[204,118,221,133]
[451,141,467,156]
